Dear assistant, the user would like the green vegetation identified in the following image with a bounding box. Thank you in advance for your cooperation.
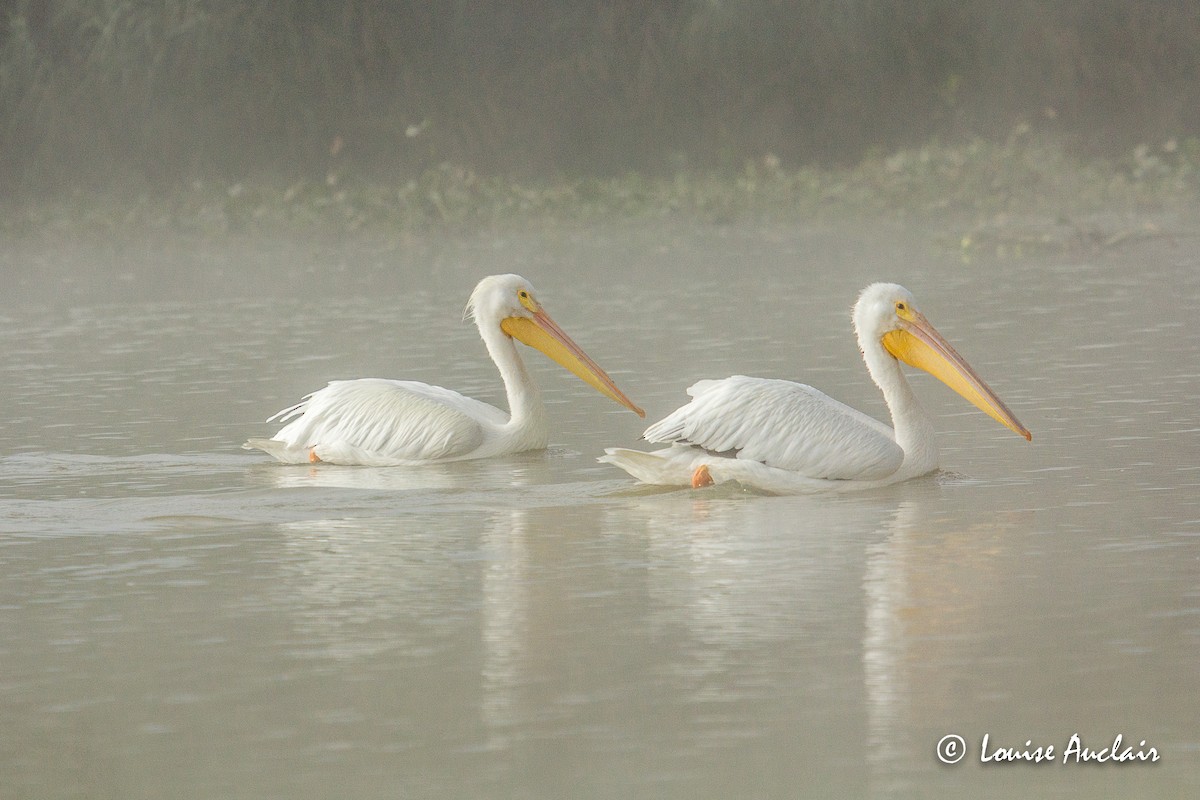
[5,133,1197,251]
[4,1,1200,188]
[2,2,1198,251]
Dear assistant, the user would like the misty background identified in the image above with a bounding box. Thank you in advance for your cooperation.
[3,9,1200,797]
[2,0,1198,197]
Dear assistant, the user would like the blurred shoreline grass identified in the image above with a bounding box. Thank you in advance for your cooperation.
[4,1,1200,195]
[3,133,1197,258]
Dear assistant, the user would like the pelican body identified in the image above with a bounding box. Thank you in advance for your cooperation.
[245,274,644,465]
[600,283,1029,493]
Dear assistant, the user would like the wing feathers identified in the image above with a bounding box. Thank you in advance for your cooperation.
[264,379,502,463]
[644,376,903,480]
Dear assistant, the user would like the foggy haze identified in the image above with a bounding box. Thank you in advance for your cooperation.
[2,1,1198,192]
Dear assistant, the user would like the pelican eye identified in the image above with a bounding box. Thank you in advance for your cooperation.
[517,288,538,311]
[895,301,907,312]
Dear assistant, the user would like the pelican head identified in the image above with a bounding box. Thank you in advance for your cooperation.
[854,282,1031,440]
[466,274,644,417]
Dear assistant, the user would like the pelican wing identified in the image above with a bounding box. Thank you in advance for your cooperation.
[263,378,507,464]
[643,376,904,480]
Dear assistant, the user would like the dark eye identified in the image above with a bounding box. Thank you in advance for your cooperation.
[896,301,907,312]
[519,290,529,299]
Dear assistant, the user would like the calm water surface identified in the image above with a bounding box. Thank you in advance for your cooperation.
[2,218,1198,798]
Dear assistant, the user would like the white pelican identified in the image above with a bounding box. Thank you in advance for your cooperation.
[600,282,1030,493]
[245,274,644,465]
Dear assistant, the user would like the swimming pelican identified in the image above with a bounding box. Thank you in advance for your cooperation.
[600,283,1030,493]
[245,274,644,465]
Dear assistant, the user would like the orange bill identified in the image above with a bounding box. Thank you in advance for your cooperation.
[882,311,1031,440]
[501,310,645,417]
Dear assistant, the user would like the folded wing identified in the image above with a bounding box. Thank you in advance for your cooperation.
[257,378,507,464]
[643,376,903,480]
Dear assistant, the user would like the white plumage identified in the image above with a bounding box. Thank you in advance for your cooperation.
[250,379,507,465]
[246,274,643,466]
[600,283,1030,493]
[643,377,902,480]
